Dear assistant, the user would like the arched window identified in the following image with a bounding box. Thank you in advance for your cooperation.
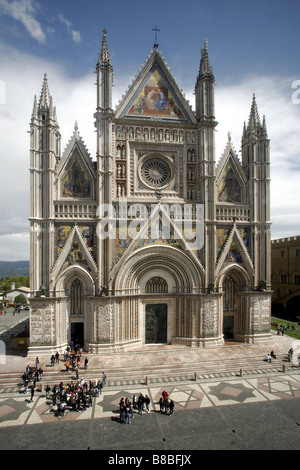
[70,279,83,315]
[223,275,243,311]
[223,276,237,311]
[145,277,168,294]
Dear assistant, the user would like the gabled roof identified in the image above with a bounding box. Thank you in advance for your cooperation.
[56,122,96,182]
[215,223,254,277]
[115,49,197,125]
[51,225,98,280]
[216,133,247,185]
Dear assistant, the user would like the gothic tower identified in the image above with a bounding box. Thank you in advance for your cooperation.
[94,29,114,292]
[195,41,217,290]
[29,74,61,295]
[241,94,271,289]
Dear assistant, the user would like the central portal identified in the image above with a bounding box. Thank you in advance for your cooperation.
[71,322,84,347]
[145,304,167,344]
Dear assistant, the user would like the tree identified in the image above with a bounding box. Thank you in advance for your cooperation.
[14,294,28,306]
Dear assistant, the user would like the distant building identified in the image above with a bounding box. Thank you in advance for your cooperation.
[271,236,300,319]
[5,283,31,306]
[28,31,272,356]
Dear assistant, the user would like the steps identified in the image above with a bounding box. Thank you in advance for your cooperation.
[0,353,295,394]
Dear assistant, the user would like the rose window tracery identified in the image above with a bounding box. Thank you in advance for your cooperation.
[140,157,173,189]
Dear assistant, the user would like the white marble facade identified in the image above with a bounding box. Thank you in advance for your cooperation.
[28,31,272,356]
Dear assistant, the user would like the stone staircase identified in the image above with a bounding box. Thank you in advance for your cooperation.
[0,351,295,394]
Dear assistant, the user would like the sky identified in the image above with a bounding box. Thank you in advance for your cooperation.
[0,0,300,261]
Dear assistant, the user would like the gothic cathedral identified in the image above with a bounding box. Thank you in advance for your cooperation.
[28,31,272,356]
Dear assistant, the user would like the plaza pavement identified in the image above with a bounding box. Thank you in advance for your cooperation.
[0,330,300,451]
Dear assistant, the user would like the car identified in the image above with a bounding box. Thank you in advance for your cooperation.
[24,306,30,310]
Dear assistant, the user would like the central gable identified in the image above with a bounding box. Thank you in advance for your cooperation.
[115,51,197,125]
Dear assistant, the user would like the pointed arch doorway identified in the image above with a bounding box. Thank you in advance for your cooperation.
[222,269,246,341]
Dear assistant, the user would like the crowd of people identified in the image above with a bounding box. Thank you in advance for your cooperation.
[118,390,174,424]
[46,378,104,417]
[21,341,176,420]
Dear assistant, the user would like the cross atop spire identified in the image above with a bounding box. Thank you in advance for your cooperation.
[152,25,160,49]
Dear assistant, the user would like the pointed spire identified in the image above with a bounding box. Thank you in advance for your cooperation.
[39,73,51,109]
[243,94,268,141]
[98,29,111,67]
[248,93,261,128]
[262,115,268,137]
[197,40,214,80]
[32,95,38,119]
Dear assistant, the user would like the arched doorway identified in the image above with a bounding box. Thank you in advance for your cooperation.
[145,277,168,343]
[221,267,248,341]
[54,265,95,350]
[113,245,203,347]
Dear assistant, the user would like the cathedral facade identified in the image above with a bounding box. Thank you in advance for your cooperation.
[28,31,272,356]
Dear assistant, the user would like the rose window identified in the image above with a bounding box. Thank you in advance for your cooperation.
[140,157,172,189]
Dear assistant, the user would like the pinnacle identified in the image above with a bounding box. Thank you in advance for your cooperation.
[196,39,214,86]
[98,28,111,66]
[248,93,261,127]
[39,73,51,110]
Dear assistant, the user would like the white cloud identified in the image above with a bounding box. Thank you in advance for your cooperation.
[0,0,46,42]
[72,30,81,44]
[59,13,81,44]
[0,44,300,261]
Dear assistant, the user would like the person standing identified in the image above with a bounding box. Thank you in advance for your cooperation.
[84,357,88,370]
[169,399,174,416]
[125,404,131,424]
[137,393,144,415]
[144,394,150,413]
[102,371,106,386]
[30,385,35,402]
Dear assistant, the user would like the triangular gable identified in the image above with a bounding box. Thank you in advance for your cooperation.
[56,123,96,198]
[51,225,98,280]
[115,50,197,124]
[216,136,247,204]
[215,224,253,277]
[111,202,205,277]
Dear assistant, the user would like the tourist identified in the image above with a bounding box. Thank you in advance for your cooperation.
[159,396,164,413]
[265,353,272,363]
[102,371,107,385]
[169,399,174,415]
[119,398,125,423]
[125,403,131,424]
[164,398,170,415]
[30,385,35,402]
[144,394,150,413]
[137,393,144,415]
